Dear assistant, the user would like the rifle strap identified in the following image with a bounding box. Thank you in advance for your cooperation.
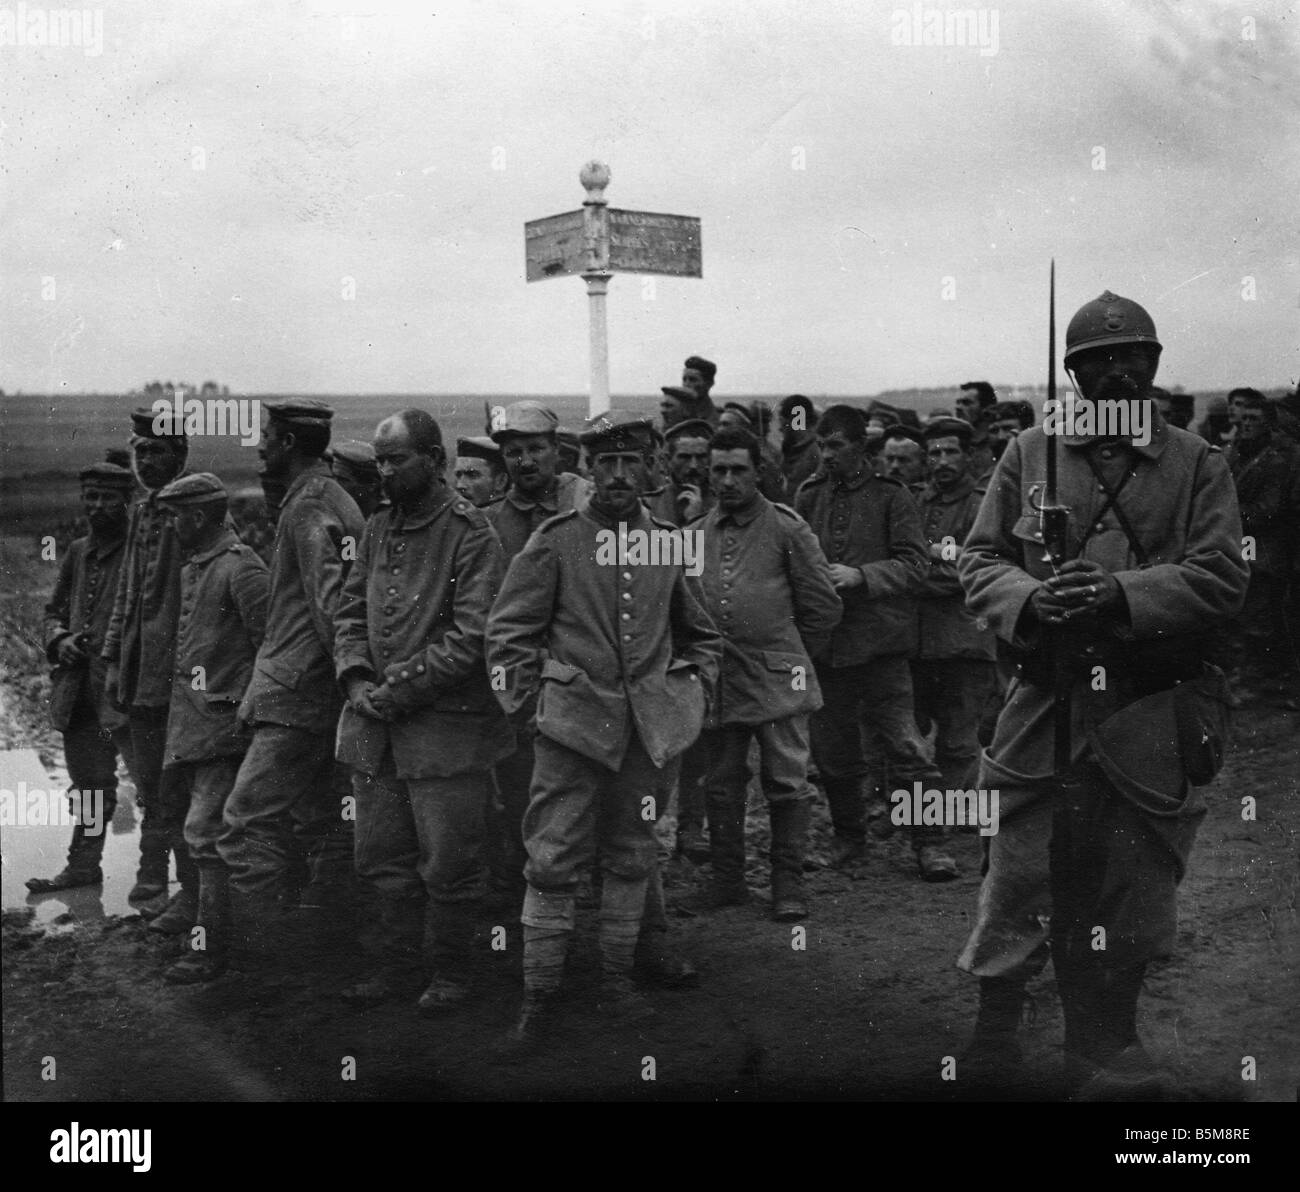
[1082,451,1149,567]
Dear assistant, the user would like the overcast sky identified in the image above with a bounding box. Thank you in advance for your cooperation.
[2,0,1297,399]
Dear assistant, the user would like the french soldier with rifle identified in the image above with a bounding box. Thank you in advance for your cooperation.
[955,273,1249,1097]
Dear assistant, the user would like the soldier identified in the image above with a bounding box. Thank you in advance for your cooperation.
[882,425,927,492]
[29,462,136,894]
[659,355,720,430]
[647,418,715,529]
[154,474,269,981]
[486,411,722,1048]
[645,418,715,861]
[1150,388,1194,432]
[331,440,384,518]
[688,427,841,919]
[796,405,958,881]
[488,401,591,558]
[452,436,509,508]
[988,400,1036,462]
[1225,389,1296,697]
[485,402,592,906]
[219,400,363,955]
[334,409,513,1010]
[956,381,997,424]
[102,409,198,918]
[911,419,997,793]
[957,291,1248,1095]
[777,395,820,492]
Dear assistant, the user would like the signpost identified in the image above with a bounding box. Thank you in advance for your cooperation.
[524,161,702,417]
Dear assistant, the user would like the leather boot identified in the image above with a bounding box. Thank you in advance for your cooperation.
[768,798,811,921]
[342,894,424,1007]
[680,781,747,912]
[820,776,866,868]
[26,824,106,892]
[961,974,1030,1086]
[166,866,229,984]
[597,873,654,1025]
[417,900,479,1015]
[130,832,170,904]
[147,885,199,935]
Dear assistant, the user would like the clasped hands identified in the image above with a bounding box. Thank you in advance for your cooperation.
[1029,559,1121,625]
[346,675,398,721]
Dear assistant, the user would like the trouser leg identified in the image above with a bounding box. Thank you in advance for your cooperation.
[761,716,814,910]
[520,735,603,993]
[701,725,751,893]
[810,663,868,841]
[128,707,173,891]
[488,731,534,898]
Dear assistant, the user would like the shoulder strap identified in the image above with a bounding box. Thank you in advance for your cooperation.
[1081,451,1149,567]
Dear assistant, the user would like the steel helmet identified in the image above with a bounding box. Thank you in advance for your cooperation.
[1064,291,1162,364]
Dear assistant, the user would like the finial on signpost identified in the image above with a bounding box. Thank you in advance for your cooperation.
[580,160,611,203]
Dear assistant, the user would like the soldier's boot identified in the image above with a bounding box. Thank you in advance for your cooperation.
[497,889,574,1059]
[129,829,171,905]
[675,773,710,863]
[147,885,199,935]
[915,834,959,883]
[1071,963,1167,1101]
[820,776,867,868]
[166,866,229,984]
[596,874,655,1025]
[768,798,811,922]
[960,974,1031,1088]
[148,839,200,933]
[341,894,424,1007]
[633,859,699,989]
[679,784,748,913]
[26,824,106,893]
[417,900,479,1015]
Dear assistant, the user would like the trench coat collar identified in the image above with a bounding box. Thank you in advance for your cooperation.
[583,498,650,533]
[920,473,978,506]
[283,459,332,502]
[1061,403,1169,461]
[717,492,767,526]
[389,484,457,532]
[188,528,241,567]
[830,468,871,493]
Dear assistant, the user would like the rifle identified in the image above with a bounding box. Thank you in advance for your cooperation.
[1034,260,1073,775]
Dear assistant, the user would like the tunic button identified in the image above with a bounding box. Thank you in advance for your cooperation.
[622,593,631,601]
[623,634,632,642]
[622,572,633,581]
[416,664,425,674]
[1094,523,1105,533]
[387,587,397,595]
[621,612,631,621]
[390,566,400,575]
[400,670,410,680]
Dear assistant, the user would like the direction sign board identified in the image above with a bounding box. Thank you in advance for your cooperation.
[608,209,702,277]
[524,209,587,282]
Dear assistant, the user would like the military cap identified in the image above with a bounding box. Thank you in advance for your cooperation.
[660,385,697,402]
[155,472,228,507]
[490,400,559,442]
[456,435,504,464]
[921,417,973,447]
[665,418,715,442]
[579,410,657,453]
[330,439,379,479]
[79,461,135,490]
[264,399,334,427]
[684,356,717,384]
[130,404,188,440]
[881,422,924,447]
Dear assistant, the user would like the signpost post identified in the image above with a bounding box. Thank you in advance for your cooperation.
[524,161,702,418]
